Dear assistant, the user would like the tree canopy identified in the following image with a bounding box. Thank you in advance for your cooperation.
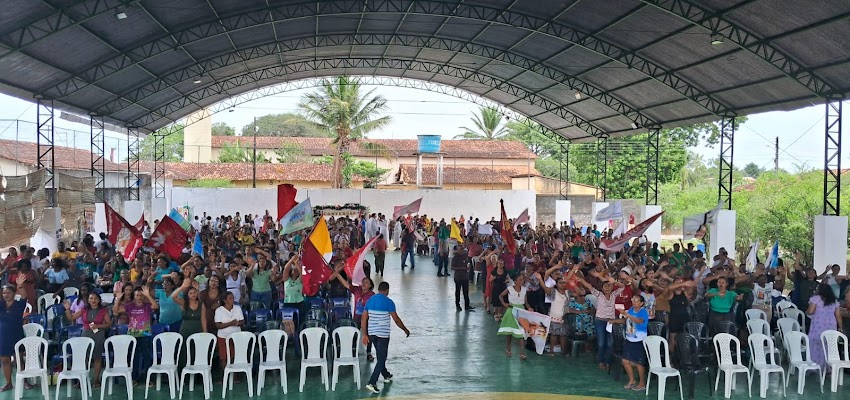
[455,106,509,140]
[240,113,331,137]
[212,122,235,136]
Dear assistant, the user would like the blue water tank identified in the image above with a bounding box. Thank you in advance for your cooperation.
[417,135,442,153]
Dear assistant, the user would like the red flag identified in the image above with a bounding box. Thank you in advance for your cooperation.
[345,236,378,287]
[600,211,664,252]
[500,199,516,254]
[393,198,422,219]
[277,184,299,221]
[104,203,143,261]
[513,208,529,230]
[146,216,191,259]
[300,218,333,297]
[133,215,145,232]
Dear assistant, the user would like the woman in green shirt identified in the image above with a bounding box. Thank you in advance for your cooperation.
[704,276,742,334]
[247,253,277,309]
[281,254,305,320]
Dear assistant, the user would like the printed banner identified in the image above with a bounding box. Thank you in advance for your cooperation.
[513,308,552,355]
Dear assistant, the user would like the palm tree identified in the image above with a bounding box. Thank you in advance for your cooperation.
[455,106,509,140]
[298,76,392,188]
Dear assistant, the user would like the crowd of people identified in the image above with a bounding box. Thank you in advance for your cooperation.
[0,209,849,396]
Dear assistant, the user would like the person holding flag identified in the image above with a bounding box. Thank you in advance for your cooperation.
[362,282,411,394]
[334,274,377,361]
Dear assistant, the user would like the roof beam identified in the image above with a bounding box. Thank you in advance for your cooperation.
[38,0,731,119]
[129,57,607,138]
[89,33,656,131]
[639,0,836,96]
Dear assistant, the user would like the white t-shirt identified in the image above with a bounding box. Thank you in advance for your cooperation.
[214,305,244,338]
[544,277,556,304]
[225,273,245,303]
[549,290,569,320]
[191,219,202,232]
[752,283,771,307]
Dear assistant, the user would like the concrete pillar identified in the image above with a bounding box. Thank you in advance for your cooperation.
[152,197,168,222]
[31,207,62,254]
[416,154,422,187]
[709,209,736,258]
[94,203,108,235]
[591,201,610,227]
[183,108,212,162]
[814,215,848,274]
[555,200,571,227]
[124,200,145,225]
[641,205,662,244]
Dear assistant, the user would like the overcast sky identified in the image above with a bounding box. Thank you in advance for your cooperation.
[0,86,845,173]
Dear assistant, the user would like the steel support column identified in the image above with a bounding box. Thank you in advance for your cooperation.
[127,127,140,201]
[36,97,55,207]
[824,100,842,215]
[718,117,736,210]
[558,139,570,200]
[153,134,166,199]
[90,115,105,201]
[646,127,660,205]
[596,136,609,201]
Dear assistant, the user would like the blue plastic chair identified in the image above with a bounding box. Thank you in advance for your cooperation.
[329,306,351,325]
[27,313,46,326]
[327,297,349,310]
[250,309,272,332]
[151,323,169,335]
[306,297,324,310]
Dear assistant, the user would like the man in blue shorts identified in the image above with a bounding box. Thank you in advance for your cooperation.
[361,281,410,394]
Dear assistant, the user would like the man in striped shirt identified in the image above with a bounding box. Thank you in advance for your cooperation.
[361,281,410,394]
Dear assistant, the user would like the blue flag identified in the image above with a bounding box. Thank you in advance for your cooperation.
[279,198,314,234]
[765,240,780,269]
[168,209,192,232]
[193,232,204,258]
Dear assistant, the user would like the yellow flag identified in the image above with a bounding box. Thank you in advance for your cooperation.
[450,218,464,244]
[308,217,334,263]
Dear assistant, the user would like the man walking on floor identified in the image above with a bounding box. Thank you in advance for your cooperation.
[452,244,474,311]
[362,281,410,394]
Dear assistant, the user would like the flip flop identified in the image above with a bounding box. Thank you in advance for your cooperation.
[632,386,646,391]
[506,350,512,357]
[624,383,636,390]
[520,354,527,360]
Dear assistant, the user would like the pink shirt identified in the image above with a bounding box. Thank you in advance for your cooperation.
[590,286,624,320]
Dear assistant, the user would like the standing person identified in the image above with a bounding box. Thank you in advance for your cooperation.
[361,282,410,395]
[0,285,26,391]
[214,292,244,382]
[199,275,223,337]
[578,275,624,371]
[113,286,159,384]
[452,245,473,311]
[400,227,416,270]
[617,295,650,391]
[497,274,531,360]
[64,292,110,388]
[373,234,387,277]
[392,218,403,251]
[807,283,842,370]
[336,276,376,361]
[704,277,742,334]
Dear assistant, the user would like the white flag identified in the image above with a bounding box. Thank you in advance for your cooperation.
[513,208,529,230]
[683,203,722,240]
[478,224,494,235]
[612,219,628,239]
[746,240,760,272]
[595,201,623,222]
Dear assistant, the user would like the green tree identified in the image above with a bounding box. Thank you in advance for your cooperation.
[217,142,270,163]
[139,125,184,161]
[241,113,331,137]
[274,142,311,163]
[314,154,390,188]
[742,162,763,178]
[187,179,234,188]
[455,106,509,140]
[211,122,235,136]
[298,76,392,188]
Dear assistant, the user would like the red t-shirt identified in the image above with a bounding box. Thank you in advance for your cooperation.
[615,284,633,310]
[374,239,388,253]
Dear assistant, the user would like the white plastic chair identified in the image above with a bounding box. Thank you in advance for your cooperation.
[37,293,59,314]
[643,335,683,400]
[257,330,288,395]
[747,319,782,365]
[23,322,45,338]
[299,327,329,392]
[222,332,256,398]
[55,337,95,400]
[179,333,216,400]
[745,308,767,322]
[101,335,137,400]
[782,308,807,333]
[100,293,115,305]
[14,337,49,400]
[146,332,183,399]
[775,300,796,314]
[713,333,752,399]
[784,331,823,394]
[63,287,79,298]
[820,330,850,392]
[777,317,804,360]
[747,333,786,398]
[331,326,361,391]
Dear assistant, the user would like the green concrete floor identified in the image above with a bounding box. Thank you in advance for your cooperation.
[8,253,849,400]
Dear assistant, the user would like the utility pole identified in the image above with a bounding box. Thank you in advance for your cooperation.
[774,136,779,173]
[253,116,258,188]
